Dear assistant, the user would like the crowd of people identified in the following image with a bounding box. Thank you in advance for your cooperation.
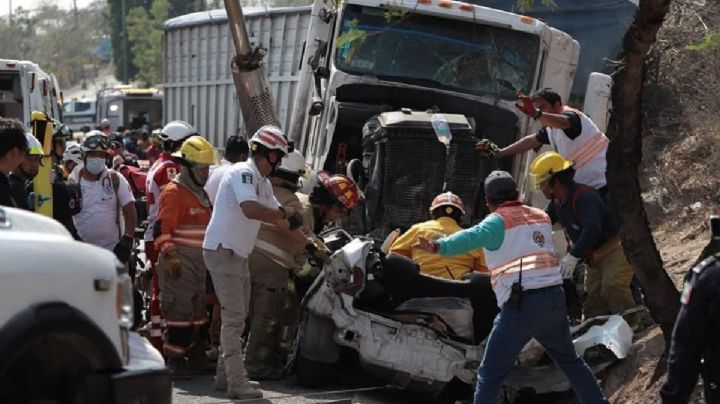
[0,86,716,404]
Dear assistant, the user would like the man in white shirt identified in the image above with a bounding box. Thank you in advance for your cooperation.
[205,135,248,203]
[71,131,136,262]
[203,125,304,400]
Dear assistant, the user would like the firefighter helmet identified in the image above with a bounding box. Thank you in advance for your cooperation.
[172,135,217,165]
[249,125,289,156]
[278,150,306,176]
[529,151,573,189]
[159,120,196,141]
[429,191,465,215]
[317,171,361,210]
[25,133,44,155]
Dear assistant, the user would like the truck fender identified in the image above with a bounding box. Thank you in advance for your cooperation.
[0,301,122,374]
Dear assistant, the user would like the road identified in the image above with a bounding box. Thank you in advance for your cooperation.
[172,374,416,404]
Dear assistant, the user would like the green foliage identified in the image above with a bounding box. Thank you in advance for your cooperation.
[110,0,150,83]
[686,32,720,51]
[126,0,169,86]
[516,0,557,13]
[0,2,109,87]
[168,0,206,19]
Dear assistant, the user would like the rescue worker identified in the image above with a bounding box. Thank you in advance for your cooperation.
[529,152,635,319]
[99,118,112,136]
[476,88,609,193]
[59,144,83,179]
[244,150,313,380]
[154,135,215,372]
[70,132,136,262]
[144,120,196,351]
[390,191,488,279]
[414,170,608,404]
[0,118,28,207]
[50,120,71,165]
[661,252,720,404]
[8,134,43,210]
[306,171,361,233]
[203,125,304,400]
[205,135,249,203]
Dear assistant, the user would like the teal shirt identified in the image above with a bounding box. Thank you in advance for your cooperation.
[437,213,505,256]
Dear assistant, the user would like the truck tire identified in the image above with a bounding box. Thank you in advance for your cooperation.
[296,313,340,387]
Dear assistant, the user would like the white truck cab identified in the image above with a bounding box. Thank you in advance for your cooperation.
[0,59,62,128]
[0,207,170,404]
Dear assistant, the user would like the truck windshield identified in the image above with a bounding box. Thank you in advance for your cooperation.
[335,5,540,99]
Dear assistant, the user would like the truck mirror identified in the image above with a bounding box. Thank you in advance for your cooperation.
[583,73,612,133]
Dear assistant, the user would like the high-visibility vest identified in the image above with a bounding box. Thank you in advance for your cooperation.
[484,202,562,308]
[547,106,609,190]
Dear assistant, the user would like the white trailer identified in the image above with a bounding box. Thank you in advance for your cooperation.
[162,6,311,146]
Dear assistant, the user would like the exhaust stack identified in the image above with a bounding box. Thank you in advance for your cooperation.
[224,0,280,136]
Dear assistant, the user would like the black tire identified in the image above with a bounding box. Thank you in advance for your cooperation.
[297,352,330,388]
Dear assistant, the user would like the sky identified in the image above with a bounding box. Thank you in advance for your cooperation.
[1,0,98,17]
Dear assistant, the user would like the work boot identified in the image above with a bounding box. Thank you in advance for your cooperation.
[226,380,263,400]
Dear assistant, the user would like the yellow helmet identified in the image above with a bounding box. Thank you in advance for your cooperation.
[25,133,44,155]
[172,135,217,165]
[529,151,573,189]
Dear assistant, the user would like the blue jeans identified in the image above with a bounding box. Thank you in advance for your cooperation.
[473,286,608,404]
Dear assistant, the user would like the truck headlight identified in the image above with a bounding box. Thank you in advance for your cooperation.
[116,273,134,329]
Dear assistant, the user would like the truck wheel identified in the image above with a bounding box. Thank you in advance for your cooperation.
[297,353,330,388]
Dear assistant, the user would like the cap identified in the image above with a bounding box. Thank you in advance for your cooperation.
[484,170,517,200]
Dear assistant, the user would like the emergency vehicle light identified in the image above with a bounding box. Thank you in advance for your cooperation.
[417,0,431,5]
[5,61,16,68]
[438,0,452,7]
[459,3,473,11]
[520,16,535,24]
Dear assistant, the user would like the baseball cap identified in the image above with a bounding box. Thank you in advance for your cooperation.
[484,170,517,200]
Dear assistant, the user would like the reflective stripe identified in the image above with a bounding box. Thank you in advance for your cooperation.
[164,342,186,357]
[255,239,296,269]
[193,318,207,325]
[150,329,163,337]
[169,237,204,248]
[151,315,162,323]
[491,252,559,276]
[567,131,609,169]
[165,320,194,327]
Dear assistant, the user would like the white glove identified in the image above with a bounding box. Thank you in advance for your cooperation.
[559,254,580,279]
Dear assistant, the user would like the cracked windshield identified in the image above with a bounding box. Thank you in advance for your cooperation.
[336,4,540,99]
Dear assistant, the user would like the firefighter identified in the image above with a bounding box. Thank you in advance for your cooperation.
[154,135,215,372]
[661,253,720,404]
[144,120,196,351]
[244,149,314,380]
[390,191,488,279]
[8,134,43,210]
[59,144,83,179]
[529,151,635,319]
[203,125,304,400]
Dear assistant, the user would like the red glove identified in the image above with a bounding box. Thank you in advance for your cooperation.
[515,93,539,118]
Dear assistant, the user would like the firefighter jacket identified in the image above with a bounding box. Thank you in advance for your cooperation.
[389,216,488,279]
[155,169,212,256]
[254,178,314,271]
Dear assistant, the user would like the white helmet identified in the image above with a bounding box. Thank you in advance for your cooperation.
[278,150,306,175]
[63,144,83,164]
[249,125,288,155]
[160,120,195,141]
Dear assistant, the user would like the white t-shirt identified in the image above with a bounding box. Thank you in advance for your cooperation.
[203,158,279,258]
[205,159,233,204]
[71,168,135,250]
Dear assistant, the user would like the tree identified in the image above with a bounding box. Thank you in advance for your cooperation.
[168,0,206,18]
[109,0,150,83]
[605,0,679,340]
[126,0,169,86]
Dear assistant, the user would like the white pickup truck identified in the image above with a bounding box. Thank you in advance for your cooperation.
[0,207,170,404]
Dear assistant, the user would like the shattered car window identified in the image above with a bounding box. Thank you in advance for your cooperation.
[336,5,540,99]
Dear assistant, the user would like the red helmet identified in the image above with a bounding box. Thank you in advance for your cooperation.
[317,171,361,210]
[250,125,289,155]
[429,191,465,215]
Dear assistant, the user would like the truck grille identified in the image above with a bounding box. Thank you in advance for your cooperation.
[376,128,486,235]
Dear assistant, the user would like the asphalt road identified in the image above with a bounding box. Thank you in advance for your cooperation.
[172,374,416,404]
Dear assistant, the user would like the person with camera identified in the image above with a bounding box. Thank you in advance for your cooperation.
[413,170,607,404]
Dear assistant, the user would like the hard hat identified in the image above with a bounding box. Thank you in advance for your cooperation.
[100,118,111,128]
[51,118,71,139]
[159,120,196,142]
[81,131,110,152]
[63,144,83,164]
[317,171,361,210]
[429,191,465,215]
[529,151,574,189]
[172,135,217,165]
[249,125,288,155]
[25,133,44,155]
[278,150,306,176]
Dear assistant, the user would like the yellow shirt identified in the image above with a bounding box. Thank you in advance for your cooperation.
[389,216,488,279]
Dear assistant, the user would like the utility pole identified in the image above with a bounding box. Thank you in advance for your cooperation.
[121,0,129,84]
[73,0,78,27]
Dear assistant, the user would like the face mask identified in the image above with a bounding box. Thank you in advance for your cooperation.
[85,157,106,175]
